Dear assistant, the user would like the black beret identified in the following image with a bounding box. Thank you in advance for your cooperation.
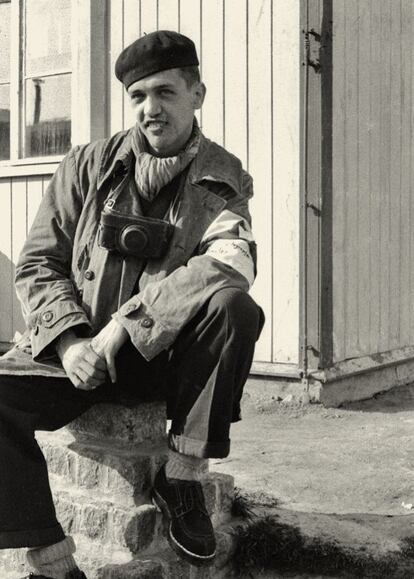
[115,30,199,89]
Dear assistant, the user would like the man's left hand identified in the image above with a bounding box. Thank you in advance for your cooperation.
[90,319,129,383]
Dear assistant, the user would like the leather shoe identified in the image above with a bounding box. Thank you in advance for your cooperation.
[152,464,216,565]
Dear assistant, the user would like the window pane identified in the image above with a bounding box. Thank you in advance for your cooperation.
[0,84,10,160]
[0,1,11,84]
[25,0,71,77]
[25,74,71,157]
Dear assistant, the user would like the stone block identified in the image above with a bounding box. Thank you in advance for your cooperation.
[99,560,164,579]
[201,472,234,525]
[52,486,159,552]
[38,430,168,504]
[67,402,166,443]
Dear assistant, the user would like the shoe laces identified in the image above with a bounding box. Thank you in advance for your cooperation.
[178,481,209,517]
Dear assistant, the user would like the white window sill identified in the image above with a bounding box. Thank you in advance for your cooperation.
[0,157,62,178]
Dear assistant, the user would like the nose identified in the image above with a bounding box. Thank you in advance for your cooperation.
[143,95,162,117]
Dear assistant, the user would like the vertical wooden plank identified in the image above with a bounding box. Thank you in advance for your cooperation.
[356,0,371,354]
[123,0,141,129]
[27,176,43,233]
[0,179,13,343]
[158,0,179,30]
[332,0,346,362]
[140,0,158,34]
[247,0,272,362]
[304,0,322,368]
[343,0,359,358]
[399,0,411,347]
[179,0,201,125]
[410,0,414,344]
[11,178,27,337]
[43,176,52,195]
[272,0,300,363]
[109,0,125,134]
[388,0,402,349]
[200,0,224,144]
[179,0,201,58]
[378,0,391,352]
[368,0,382,353]
[71,0,107,144]
[223,0,248,166]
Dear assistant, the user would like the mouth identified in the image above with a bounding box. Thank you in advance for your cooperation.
[145,120,168,131]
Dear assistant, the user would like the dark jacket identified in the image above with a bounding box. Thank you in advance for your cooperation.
[0,128,256,377]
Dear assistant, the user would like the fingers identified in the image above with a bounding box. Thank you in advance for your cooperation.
[106,354,117,384]
[69,359,106,390]
[87,344,107,371]
[79,358,107,382]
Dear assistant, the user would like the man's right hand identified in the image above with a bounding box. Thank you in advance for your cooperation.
[56,329,107,390]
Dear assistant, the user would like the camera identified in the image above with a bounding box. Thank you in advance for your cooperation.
[97,208,174,259]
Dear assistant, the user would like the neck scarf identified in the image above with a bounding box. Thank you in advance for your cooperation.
[130,120,200,202]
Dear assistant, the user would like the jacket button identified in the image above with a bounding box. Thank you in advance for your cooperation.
[42,311,53,322]
[85,270,95,281]
[141,318,154,328]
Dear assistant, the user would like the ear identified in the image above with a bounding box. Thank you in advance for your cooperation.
[192,82,206,110]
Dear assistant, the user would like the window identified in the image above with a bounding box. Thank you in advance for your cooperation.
[24,0,72,157]
[1,0,72,162]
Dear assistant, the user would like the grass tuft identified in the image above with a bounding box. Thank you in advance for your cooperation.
[231,487,255,520]
[400,536,414,559]
[232,515,399,578]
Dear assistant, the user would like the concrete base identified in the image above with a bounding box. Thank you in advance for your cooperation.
[246,348,414,408]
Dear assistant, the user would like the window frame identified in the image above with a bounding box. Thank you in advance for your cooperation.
[0,0,107,176]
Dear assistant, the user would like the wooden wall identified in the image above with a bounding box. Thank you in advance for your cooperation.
[330,0,414,362]
[0,175,49,346]
[0,0,300,366]
[108,0,301,365]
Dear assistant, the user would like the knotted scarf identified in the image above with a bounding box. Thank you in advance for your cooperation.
[130,120,200,202]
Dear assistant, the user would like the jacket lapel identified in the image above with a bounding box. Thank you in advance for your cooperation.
[139,180,226,288]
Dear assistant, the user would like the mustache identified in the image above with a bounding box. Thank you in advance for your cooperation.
[144,119,168,127]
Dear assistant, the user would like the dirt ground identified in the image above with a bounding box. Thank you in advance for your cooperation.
[212,383,414,577]
[214,383,414,516]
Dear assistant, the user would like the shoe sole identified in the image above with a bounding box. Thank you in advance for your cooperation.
[151,490,216,567]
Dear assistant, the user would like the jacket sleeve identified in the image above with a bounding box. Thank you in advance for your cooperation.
[113,172,256,361]
[15,147,91,360]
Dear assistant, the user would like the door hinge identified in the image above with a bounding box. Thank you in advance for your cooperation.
[303,28,321,73]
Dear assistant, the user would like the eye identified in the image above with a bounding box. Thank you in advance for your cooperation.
[130,92,144,104]
[160,88,174,96]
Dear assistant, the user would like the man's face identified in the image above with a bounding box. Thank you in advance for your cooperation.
[127,69,205,157]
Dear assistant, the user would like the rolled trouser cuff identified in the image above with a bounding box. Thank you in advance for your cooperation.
[168,430,230,459]
[0,524,65,549]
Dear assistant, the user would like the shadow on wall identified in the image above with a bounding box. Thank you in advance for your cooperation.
[0,251,25,349]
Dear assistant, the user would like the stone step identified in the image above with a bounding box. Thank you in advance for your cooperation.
[37,429,168,506]
[39,429,234,525]
[50,477,161,553]
[0,521,237,579]
[48,466,234,547]
[66,402,166,444]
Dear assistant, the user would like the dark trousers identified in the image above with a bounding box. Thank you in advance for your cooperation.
[0,288,263,549]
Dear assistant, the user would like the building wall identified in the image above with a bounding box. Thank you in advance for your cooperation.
[0,174,48,347]
[0,0,300,366]
[330,0,414,362]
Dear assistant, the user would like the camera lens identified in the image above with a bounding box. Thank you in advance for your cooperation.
[120,225,149,254]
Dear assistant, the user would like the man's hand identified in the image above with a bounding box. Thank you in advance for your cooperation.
[90,318,129,383]
[56,330,107,390]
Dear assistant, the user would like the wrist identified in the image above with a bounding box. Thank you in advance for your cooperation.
[55,329,77,359]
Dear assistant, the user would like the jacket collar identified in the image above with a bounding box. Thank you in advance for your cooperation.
[97,123,243,194]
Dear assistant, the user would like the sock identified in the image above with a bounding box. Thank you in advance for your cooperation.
[27,536,77,579]
[165,449,208,481]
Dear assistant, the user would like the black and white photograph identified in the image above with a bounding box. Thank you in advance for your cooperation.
[0,1,413,578]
